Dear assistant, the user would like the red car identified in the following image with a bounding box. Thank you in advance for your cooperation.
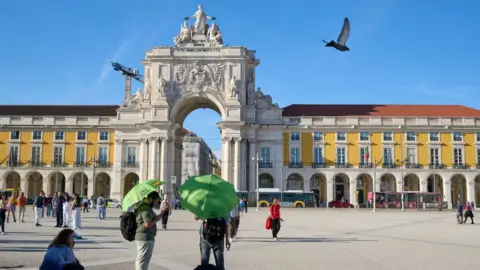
[328,200,354,208]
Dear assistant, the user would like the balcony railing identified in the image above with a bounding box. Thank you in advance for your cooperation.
[406,163,423,169]
[312,162,326,168]
[96,162,112,168]
[335,163,351,168]
[123,161,139,168]
[359,162,373,168]
[74,161,88,167]
[289,162,303,168]
[29,161,46,168]
[429,163,446,169]
[382,163,397,169]
[259,162,273,168]
[452,164,469,169]
[51,162,68,168]
[7,161,22,167]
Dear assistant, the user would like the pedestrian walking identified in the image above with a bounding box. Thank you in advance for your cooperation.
[63,194,72,228]
[0,194,7,235]
[96,194,106,220]
[196,215,230,269]
[82,194,89,213]
[228,201,240,241]
[6,193,17,223]
[54,192,65,228]
[269,198,283,240]
[457,202,464,224]
[159,196,172,230]
[33,191,45,227]
[135,191,162,270]
[243,198,248,213]
[71,194,82,230]
[464,202,475,224]
[16,192,27,223]
[45,194,53,218]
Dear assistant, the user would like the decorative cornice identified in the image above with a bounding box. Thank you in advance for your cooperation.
[222,136,232,143]
[149,136,159,142]
[233,137,242,142]
[139,137,148,143]
[114,138,123,144]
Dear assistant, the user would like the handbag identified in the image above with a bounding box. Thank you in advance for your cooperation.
[265,217,272,230]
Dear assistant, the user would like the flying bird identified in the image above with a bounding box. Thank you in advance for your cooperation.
[322,17,350,51]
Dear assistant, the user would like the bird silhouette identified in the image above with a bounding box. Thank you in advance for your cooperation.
[322,17,350,51]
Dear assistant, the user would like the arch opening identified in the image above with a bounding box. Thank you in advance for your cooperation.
[95,173,111,198]
[427,174,443,193]
[334,173,350,202]
[172,96,222,126]
[259,173,274,188]
[49,172,66,193]
[4,171,20,190]
[286,173,303,190]
[356,173,373,205]
[380,173,396,192]
[310,173,327,207]
[403,173,420,191]
[451,174,467,207]
[475,175,480,205]
[27,171,43,200]
[124,173,139,198]
[72,172,88,195]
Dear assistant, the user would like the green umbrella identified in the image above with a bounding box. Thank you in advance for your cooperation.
[122,179,164,211]
[179,174,238,219]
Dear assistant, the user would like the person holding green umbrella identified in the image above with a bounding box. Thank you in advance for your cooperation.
[122,179,164,211]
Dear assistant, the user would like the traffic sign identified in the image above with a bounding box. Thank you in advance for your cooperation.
[171,176,177,184]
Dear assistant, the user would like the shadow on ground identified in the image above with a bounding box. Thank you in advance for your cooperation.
[236,237,377,243]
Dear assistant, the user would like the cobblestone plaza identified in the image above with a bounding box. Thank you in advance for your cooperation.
[0,208,479,270]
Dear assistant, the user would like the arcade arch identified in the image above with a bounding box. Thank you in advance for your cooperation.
[427,173,443,193]
[49,172,66,193]
[26,171,43,199]
[356,173,373,204]
[286,173,303,190]
[71,172,88,195]
[124,173,139,197]
[259,173,274,188]
[404,173,420,191]
[4,171,20,190]
[451,174,466,206]
[95,173,111,198]
[334,173,349,201]
[475,175,480,205]
[310,173,327,206]
[380,173,396,192]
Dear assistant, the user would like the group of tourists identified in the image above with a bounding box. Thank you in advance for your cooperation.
[457,201,475,224]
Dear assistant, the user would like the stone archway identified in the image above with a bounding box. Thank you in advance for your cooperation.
[380,173,396,192]
[48,172,66,193]
[286,173,303,190]
[71,172,88,195]
[451,174,467,206]
[95,173,111,198]
[310,173,327,206]
[26,171,43,200]
[475,175,480,205]
[259,173,274,188]
[4,171,20,190]
[356,173,373,204]
[404,173,420,191]
[427,173,443,193]
[334,173,350,201]
[124,173,139,197]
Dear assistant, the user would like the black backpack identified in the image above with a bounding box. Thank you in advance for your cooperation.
[120,212,136,242]
[202,218,226,242]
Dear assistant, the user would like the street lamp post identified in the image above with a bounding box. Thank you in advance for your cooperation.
[373,158,377,213]
[398,143,405,212]
[252,152,260,212]
[280,165,284,205]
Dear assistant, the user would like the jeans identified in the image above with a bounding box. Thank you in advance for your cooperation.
[34,207,42,224]
[17,206,25,222]
[135,240,155,270]
[160,210,169,229]
[228,217,240,238]
[97,207,106,219]
[46,205,52,217]
[56,208,63,227]
[0,211,5,232]
[200,237,225,269]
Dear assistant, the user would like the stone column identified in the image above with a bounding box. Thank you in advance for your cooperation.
[467,177,475,204]
[233,137,242,191]
[420,180,428,192]
[221,137,232,182]
[160,137,173,198]
[20,179,29,199]
[274,140,283,189]
[111,138,124,199]
[326,180,334,203]
[349,180,357,206]
[149,137,160,179]
[248,139,257,191]
[0,178,5,190]
[43,177,50,195]
[138,138,148,182]
[65,179,74,196]
[443,181,452,209]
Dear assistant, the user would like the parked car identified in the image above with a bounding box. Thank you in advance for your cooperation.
[328,200,354,208]
[106,199,121,208]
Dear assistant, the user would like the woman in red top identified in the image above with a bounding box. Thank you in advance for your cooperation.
[269,199,282,240]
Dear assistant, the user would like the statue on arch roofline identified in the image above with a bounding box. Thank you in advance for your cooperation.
[184,4,216,36]
[174,21,192,46]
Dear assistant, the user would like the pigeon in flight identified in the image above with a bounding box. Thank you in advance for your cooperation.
[322,17,350,51]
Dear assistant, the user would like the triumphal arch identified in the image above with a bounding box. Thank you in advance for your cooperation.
[111,5,283,198]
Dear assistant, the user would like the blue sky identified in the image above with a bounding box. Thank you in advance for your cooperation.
[1,0,479,156]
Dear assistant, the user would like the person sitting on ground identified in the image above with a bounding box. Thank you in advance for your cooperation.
[40,228,84,270]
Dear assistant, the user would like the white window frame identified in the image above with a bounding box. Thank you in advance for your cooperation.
[99,131,109,141]
[429,132,440,143]
[476,133,480,143]
[429,146,441,166]
[290,132,300,142]
[10,131,20,141]
[359,132,370,142]
[335,146,348,165]
[358,146,371,164]
[476,148,480,165]
[382,146,395,165]
[53,145,65,165]
[336,132,347,142]
[8,145,20,164]
[382,132,393,142]
[313,146,324,164]
[452,147,465,166]
[405,132,417,142]
[126,146,137,164]
[290,147,301,164]
[31,145,42,165]
[76,131,87,141]
[313,132,324,142]
[452,132,463,143]
[54,131,65,141]
[98,146,110,165]
[405,147,418,164]
[32,130,42,141]
[75,146,87,164]
[260,147,271,163]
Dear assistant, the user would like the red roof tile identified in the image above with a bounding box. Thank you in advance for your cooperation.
[0,105,119,116]
[282,104,480,117]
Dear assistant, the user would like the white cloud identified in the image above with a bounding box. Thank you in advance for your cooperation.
[96,41,130,86]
